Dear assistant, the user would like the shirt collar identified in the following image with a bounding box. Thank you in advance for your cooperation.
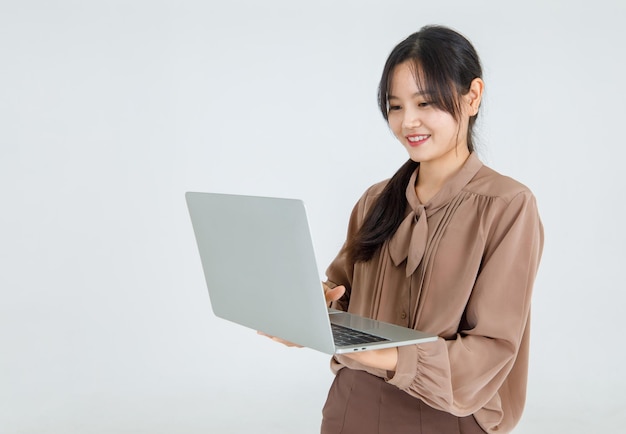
[389,153,483,276]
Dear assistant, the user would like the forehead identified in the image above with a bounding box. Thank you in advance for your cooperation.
[388,61,430,97]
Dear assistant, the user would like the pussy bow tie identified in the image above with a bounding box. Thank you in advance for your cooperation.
[387,153,483,277]
[389,203,429,277]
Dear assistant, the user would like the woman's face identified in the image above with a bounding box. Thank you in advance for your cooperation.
[387,61,470,168]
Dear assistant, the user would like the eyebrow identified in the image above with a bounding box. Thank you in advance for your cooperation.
[388,91,433,100]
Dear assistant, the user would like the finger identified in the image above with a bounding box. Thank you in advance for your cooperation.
[324,285,346,303]
[271,336,303,348]
[257,331,303,348]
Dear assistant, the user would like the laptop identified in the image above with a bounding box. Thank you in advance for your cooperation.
[185,192,438,355]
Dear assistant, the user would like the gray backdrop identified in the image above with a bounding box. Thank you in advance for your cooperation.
[1,1,624,433]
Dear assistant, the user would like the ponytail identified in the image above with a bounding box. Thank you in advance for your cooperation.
[345,159,418,263]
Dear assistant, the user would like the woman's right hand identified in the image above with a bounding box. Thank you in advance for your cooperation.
[259,283,346,347]
[323,282,346,307]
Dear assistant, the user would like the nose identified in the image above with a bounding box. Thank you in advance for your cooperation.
[402,106,422,129]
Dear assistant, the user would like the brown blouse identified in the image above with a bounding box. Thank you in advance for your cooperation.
[325,153,544,434]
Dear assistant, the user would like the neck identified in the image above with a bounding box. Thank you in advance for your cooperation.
[415,148,470,203]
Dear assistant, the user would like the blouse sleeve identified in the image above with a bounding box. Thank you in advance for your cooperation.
[386,190,544,416]
[324,189,374,312]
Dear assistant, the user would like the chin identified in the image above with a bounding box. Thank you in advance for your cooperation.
[405,149,430,163]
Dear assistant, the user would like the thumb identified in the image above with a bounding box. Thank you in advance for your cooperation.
[325,285,346,303]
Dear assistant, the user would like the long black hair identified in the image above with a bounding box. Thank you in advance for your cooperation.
[346,25,483,263]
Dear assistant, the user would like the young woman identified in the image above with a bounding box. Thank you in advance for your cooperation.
[318,25,544,434]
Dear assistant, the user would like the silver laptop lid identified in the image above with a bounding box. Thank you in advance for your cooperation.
[185,192,336,354]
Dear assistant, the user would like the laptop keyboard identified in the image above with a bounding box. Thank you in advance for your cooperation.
[331,323,390,346]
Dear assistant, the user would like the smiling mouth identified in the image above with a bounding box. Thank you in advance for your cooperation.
[407,135,430,146]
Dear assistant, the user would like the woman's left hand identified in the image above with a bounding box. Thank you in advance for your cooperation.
[342,347,399,372]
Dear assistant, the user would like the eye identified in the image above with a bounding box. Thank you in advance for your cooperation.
[417,101,431,108]
[388,105,402,112]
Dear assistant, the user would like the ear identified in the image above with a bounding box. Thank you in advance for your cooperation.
[465,78,484,116]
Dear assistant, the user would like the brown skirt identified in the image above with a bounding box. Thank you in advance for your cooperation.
[321,368,486,434]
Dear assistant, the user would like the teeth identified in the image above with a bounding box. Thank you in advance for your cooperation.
[408,135,429,142]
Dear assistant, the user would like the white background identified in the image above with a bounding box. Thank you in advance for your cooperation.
[1,1,625,433]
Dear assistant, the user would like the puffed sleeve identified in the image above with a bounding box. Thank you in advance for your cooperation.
[325,185,384,312]
[324,197,362,312]
[387,190,544,417]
